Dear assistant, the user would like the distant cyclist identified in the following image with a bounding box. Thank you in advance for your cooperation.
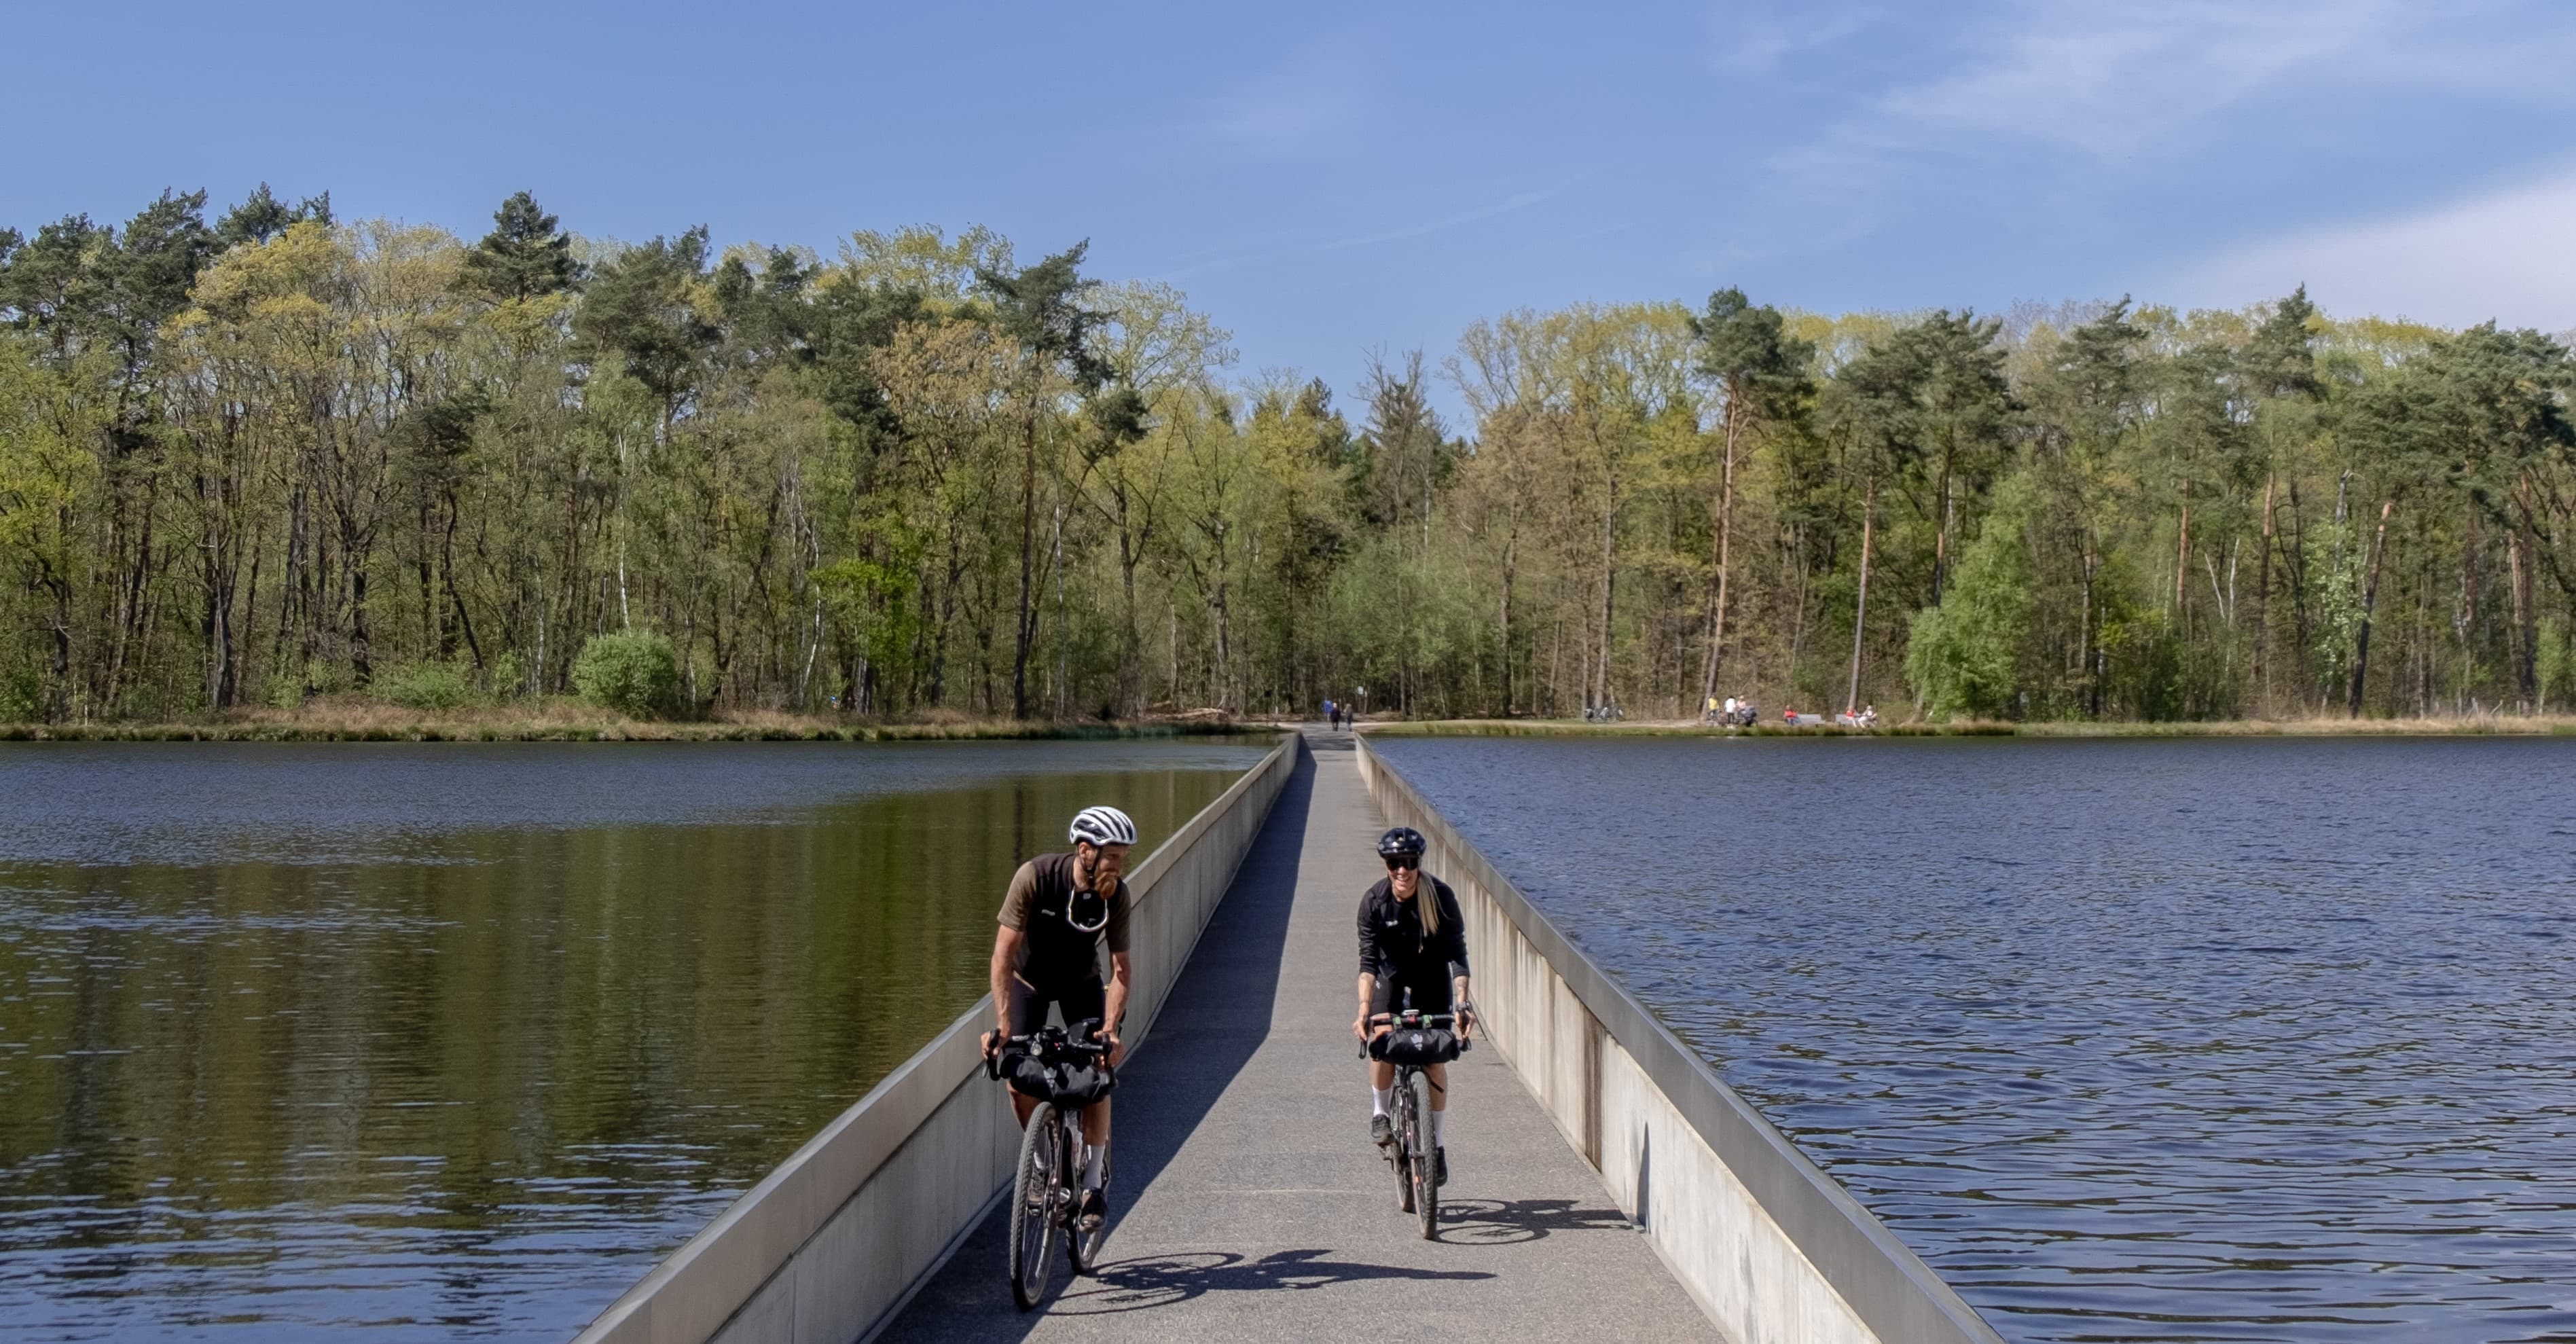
[1352,826,1472,1184]
[985,805,1136,1235]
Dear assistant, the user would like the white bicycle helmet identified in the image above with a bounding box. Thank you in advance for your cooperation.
[1068,805,1137,848]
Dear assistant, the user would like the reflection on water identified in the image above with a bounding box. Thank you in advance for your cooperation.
[0,740,1267,1341]
[1375,735,2576,1344]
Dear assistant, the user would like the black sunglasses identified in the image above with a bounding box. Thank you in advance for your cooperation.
[1383,856,1419,871]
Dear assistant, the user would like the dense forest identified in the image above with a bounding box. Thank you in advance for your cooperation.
[3,187,2573,725]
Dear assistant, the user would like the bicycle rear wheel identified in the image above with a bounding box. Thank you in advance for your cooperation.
[1009,1106,1061,1311]
[1409,1071,1438,1239]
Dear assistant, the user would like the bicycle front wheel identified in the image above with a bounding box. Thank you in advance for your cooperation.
[1392,1073,1416,1213]
[1009,1106,1061,1311]
[1409,1071,1438,1239]
[1067,1148,1110,1275]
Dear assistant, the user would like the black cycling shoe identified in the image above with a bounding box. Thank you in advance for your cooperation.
[1076,1186,1106,1233]
[1435,1148,1449,1186]
[1370,1114,1394,1148]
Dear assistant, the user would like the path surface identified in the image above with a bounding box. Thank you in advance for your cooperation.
[881,731,1714,1342]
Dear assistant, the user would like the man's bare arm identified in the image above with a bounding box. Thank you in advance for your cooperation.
[1104,951,1133,1064]
[988,927,1023,1044]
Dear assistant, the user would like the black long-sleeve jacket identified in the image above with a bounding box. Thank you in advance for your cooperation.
[1357,875,1470,986]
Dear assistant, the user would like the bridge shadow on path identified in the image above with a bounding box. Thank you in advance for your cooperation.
[875,741,1316,1342]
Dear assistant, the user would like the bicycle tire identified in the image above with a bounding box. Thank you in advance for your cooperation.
[1009,1106,1060,1311]
[1067,1149,1109,1275]
[1392,1071,1416,1213]
[1410,1071,1438,1239]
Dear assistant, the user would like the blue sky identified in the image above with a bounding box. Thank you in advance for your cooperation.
[8,1,2573,410]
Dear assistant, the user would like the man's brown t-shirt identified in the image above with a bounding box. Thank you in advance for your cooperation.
[997,851,1132,985]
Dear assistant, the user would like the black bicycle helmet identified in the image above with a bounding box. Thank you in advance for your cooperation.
[1376,827,1427,862]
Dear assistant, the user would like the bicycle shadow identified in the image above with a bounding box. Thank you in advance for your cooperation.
[1045,1248,1495,1315]
[1428,1196,1638,1247]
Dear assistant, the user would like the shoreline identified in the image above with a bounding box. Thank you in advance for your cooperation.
[12,709,2575,744]
[0,706,1260,744]
[1363,715,2576,740]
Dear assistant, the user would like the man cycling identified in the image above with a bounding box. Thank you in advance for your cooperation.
[1352,826,1472,1185]
[985,805,1136,1234]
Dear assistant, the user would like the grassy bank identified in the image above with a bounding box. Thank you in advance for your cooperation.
[0,701,1257,744]
[1364,715,2576,740]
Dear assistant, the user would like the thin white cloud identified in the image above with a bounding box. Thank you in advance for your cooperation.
[1869,1,2411,159]
[1763,0,2574,209]
[1157,183,1576,283]
[1705,3,1872,75]
[2170,166,2576,330]
[1200,35,1377,160]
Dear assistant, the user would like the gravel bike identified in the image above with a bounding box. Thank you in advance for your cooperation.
[1365,1009,1467,1240]
[985,1019,1115,1309]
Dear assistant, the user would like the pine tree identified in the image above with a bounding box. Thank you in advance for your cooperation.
[459,191,581,302]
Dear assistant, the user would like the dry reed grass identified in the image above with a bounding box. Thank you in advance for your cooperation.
[0,697,1256,743]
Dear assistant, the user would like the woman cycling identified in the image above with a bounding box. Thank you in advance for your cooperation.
[1352,826,1472,1184]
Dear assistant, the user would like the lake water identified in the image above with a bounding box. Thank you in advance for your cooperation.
[0,738,1269,1341]
[1372,734,2576,1344]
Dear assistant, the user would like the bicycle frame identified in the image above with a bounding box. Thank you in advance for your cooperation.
[987,1021,1115,1309]
[1364,1009,1468,1239]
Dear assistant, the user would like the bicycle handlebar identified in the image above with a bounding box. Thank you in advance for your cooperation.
[1357,1009,1475,1058]
[983,1023,1114,1080]
[1367,1011,1464,1028]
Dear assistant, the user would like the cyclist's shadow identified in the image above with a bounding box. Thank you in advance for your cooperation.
[1048,1248,1494,1315]
[1422,1197,1637,1246]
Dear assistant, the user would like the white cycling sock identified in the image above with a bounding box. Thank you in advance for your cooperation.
[1081,1144,1104,1189]
[1371,1087,1393,1118]
[1431,1108,1447,1146]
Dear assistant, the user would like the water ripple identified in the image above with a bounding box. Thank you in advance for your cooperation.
[1377,735,2576,1343]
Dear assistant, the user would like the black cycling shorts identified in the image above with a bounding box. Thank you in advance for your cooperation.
[1007,973,1107,1036]
[1368,970,1453,1019]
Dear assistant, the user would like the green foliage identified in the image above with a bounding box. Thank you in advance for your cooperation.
[458,192,581,302]
[0,668,38,722]
[3,184,2573,731]
[573,631,681,718]
[2539,619,2574,712]
[1906,476,2036,719]
[378,662,473,712]
[1692,286,1813,426]
[215,183,330,251]
[490,651,523,700]
[2306,515,2362,697]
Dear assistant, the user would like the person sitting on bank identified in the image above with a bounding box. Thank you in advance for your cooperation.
[983,805,1136,1234]
[1354,827,1473,1185]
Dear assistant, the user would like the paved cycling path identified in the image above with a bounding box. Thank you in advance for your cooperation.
[879,730,1713,1342]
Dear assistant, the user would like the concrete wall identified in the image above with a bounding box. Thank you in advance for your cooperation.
[1356,735,2001,1344]
[571,735,1297,1344]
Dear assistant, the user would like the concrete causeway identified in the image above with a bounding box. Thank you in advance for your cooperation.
[879,731,1714,1341]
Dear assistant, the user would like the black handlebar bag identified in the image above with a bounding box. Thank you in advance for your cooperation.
[1009,1052,1117,1106]
[1370,1027,1461,1066]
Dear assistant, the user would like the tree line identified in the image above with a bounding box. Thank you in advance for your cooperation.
[3,187,2572,724]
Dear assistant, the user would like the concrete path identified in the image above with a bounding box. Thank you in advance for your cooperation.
[879,731,1714,1343]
